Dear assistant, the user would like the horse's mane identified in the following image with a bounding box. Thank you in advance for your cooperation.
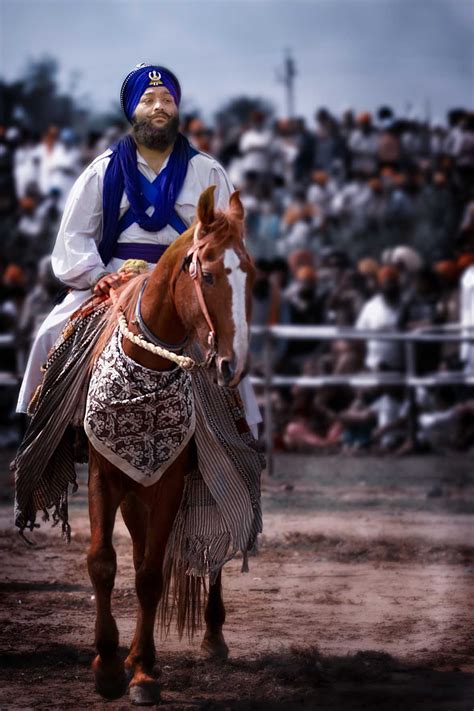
[91,271,150,366]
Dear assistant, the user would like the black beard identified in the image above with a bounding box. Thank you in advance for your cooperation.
[131,114,180,151]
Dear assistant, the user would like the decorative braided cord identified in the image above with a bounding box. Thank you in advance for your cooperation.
[116,309,195,370]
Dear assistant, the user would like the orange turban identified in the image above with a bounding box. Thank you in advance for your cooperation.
[357,112,372,125]
[3,264,26,286]
[357,257,379,276]
[288,250,314,275]
[457,253,474,273]
[434,260,459,283]
[377,265,399,286]
[296,266,317,283]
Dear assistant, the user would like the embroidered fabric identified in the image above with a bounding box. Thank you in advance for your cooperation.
[85,327,195,485]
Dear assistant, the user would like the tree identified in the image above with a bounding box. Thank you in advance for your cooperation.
[214,96,275,132]
[0,57,87,134]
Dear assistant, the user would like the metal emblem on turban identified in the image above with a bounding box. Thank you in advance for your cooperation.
[148,70,163,86]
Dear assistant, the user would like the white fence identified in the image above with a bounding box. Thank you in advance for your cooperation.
[1,326,473,469]
[249,324,474,474]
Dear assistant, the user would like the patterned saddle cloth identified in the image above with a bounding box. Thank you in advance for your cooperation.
[85,327,195,485]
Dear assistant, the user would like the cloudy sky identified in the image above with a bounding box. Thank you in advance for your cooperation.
[1,0,472,123]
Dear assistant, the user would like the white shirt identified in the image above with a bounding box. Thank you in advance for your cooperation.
[356,294,402,370]
[461,265,474,372]
[51,147,233,289]
[239,128,274,174]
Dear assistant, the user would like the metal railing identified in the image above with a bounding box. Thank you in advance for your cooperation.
[249,324,474,474]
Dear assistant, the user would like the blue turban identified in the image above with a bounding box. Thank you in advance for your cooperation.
[120,63,181,122]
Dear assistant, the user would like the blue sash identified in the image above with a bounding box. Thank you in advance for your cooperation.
[100,134,198,266]
[115,172,189,238]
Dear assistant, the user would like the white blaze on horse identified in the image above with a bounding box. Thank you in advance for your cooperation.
[86,186,256,704]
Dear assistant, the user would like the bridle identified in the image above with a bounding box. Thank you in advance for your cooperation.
[117,221,224,370]
[184,221,218,360]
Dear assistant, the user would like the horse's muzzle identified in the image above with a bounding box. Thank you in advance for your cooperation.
[217,357,242,388]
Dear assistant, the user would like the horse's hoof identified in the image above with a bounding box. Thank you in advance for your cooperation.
[200,634,229,660]
[93,655,127,700]
[129,681,161,705]
[94,669,127,699]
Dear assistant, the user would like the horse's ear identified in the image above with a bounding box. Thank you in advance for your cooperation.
[197,185,216,227]
[229,190,244,222]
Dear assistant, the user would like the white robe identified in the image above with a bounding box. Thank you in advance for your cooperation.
[17,147,262,434]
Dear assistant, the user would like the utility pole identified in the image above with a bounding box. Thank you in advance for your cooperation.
[276,49,297,118]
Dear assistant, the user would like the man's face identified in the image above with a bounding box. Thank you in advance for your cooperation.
[132,86,179,150]
[380,278,400,300]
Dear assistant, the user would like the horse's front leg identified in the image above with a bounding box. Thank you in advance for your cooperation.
[201,569,229,660]
[126,452,187,705]
[87,448,126,699]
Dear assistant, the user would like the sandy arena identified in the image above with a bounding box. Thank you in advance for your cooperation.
[0,452,473,709]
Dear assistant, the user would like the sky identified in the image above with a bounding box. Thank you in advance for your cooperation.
[0,0,473,124]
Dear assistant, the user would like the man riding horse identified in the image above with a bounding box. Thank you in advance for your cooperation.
[14,65,264,703]
[17,63,260,435]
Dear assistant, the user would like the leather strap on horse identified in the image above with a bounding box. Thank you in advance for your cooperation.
[186,222,217,353]
[111,223,219,369]
[110,288,195,370]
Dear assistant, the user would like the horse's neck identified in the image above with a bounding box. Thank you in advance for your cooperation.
[122,262,186,372]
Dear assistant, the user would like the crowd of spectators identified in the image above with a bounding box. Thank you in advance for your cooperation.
[0,103,473,454]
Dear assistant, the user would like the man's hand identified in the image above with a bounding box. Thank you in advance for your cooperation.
[93,272,125,296]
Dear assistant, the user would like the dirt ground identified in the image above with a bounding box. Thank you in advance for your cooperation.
[0,452,473,710]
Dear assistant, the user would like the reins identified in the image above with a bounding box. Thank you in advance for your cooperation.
[185,221,218,354]
[111,222,219,371]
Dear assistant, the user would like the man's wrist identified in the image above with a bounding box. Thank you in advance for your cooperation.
[90,270,111,288]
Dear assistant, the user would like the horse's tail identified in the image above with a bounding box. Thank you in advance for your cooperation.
[157,470,208,640]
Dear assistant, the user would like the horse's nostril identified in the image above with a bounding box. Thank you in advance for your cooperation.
[219,359,235,385]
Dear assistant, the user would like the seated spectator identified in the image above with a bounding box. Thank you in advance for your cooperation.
[357,257,379,299]
[316,249,352,319]
[186,117,214,154]
[307,170,337,226]
[418,388,464,452]
[339,388,378,452]
[281,265,323,371]
[279,190,317,254]
[245,192,280,261]
[282,387,342,451]
[250,259,290,373]
[340,386,409,453]
[355,266,404,371]
[239,110,276,194]
[434,260,462,369]
[369,386,409,451]
[459,252,474,372]
[313,108,347,176]
[283,385,346,451]
[287,249,315,277]
[1,263,26,327]
[348,112,378,176]
[399,267,445,374]
[377,118,401,170]
[293,117,316,184]
[18,255,62,348]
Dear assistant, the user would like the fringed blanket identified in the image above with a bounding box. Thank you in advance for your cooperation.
[13,298,110,539]
[13,296,264,626]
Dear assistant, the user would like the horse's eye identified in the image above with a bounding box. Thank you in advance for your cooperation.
[203,272,214,285]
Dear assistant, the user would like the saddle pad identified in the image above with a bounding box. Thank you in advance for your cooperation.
[85,327,195,485]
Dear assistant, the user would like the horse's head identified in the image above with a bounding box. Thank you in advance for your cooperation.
[173,186,254,388]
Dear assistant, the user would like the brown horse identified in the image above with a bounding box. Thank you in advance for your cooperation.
[86,186,255,704]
